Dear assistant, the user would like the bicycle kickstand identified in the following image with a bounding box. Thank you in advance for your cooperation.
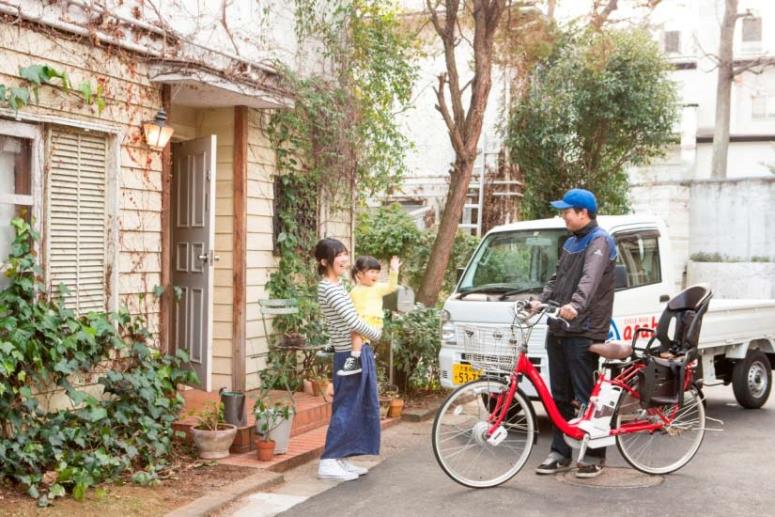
[576,434,590,465]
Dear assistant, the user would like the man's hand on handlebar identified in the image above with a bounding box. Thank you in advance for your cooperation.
[558,304,578,321]
[527,300,543,314]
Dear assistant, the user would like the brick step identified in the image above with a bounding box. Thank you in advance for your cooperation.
[174,388,332,454]
[219,416,403,472]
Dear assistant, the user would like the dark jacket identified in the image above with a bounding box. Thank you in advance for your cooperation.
[540,220,617,340]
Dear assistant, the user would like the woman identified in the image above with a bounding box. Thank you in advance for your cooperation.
[314,238,382,481]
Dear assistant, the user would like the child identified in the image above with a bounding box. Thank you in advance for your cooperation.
[338,255,400,376]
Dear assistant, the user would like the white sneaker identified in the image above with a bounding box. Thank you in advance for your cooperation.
[338,459,368,476]
[318,459,358,481]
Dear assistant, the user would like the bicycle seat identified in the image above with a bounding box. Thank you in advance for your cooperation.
[589,340,633,360]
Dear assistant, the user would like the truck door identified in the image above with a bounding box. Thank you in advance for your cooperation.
[611,229,670,342]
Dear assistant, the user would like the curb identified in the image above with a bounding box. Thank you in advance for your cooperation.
[401,402,443,422]
[165,470,284,517]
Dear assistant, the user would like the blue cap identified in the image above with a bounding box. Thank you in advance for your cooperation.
[550,188,597,213]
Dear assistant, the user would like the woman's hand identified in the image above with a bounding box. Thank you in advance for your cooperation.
[389,256,401,272]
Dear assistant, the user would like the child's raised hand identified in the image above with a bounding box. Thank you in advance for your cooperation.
[389,256,401,271]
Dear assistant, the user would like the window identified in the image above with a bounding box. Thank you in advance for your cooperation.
[615,232,661,289]
[663,31,681,54]
[46,127,108,312]
[0,121,39,287]
[742,16,762,43]
[751,95,775,119]
[458,229,568,293]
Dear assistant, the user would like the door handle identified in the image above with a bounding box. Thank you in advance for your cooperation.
[659,294,670,302]
[198,251,220,264]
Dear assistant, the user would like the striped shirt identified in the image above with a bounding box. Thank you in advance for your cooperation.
[318,280,381,352]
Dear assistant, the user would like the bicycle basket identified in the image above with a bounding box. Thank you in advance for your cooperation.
[461,326,518,375]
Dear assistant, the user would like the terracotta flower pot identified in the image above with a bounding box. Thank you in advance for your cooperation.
[388,398,405,418]
[303,379,315,396]
[256,439,276,461]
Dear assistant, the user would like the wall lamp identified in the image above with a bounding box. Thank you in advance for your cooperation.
[143,109,174,149]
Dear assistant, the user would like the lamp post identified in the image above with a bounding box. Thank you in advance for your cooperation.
[143,109,174,149]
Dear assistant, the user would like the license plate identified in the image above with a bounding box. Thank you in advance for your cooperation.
[452,363,482,385]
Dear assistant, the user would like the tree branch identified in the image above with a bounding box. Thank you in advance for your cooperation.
[733,56,775,76]
[590,0,618,30]
[434,74,466,157]
[220,0,242,56]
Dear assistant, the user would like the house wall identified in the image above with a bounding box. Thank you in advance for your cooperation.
[0,24,164,330]
[245,110,279,390]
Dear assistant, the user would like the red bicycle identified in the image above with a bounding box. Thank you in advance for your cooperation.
[432,286,712,488]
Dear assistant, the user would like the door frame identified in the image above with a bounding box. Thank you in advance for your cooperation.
[170,135,217,391]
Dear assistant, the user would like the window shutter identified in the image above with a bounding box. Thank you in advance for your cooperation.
[47,128,107,313]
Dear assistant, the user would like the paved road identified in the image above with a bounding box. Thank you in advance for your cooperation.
[275,384,773,517]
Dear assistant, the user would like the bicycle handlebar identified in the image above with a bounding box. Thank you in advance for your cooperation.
[512,300,571,328]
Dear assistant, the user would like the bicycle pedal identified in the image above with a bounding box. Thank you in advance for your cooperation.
[486,426,508,446]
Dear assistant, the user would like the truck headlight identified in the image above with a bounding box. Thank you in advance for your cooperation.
[441,309,455,344]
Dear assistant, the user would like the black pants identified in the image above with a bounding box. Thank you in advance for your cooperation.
[546,334,606,461]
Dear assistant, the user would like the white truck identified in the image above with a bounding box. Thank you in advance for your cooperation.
[439,215,775,408]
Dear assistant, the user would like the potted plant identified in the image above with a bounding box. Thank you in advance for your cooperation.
[389,395,405,418]
[190,401,238,459]
[254,395,295,455]
[379,383,399,420]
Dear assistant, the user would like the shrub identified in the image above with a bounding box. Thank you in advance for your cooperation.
[383,305,441,392]
[0,218,196,506]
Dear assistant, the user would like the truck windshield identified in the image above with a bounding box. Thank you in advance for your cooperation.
[457,229,568,296]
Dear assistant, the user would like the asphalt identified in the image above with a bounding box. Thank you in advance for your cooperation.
[254,383,774,517]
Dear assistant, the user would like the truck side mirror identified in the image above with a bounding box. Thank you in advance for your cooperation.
[614,264,628,290]
[456,267,465,282]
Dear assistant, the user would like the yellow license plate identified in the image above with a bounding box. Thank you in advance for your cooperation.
[452,363,482,385]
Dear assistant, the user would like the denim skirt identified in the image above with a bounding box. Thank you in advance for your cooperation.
[320,344,381,459]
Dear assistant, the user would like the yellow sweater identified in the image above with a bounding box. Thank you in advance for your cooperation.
[350,270,398,329]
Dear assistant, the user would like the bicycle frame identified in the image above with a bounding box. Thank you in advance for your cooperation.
[485,345,694,442]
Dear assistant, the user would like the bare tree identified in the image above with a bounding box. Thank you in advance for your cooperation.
[416,0,508,307]
[710,1,775,178]
[711,0,739,180]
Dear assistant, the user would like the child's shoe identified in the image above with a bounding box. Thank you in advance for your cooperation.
[337,356,362,376]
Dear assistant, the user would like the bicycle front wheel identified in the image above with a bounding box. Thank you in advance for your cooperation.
[615,386,705,475]
[432,378,535,488]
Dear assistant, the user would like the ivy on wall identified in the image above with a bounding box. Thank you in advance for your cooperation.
[260,0,418,384]
[0,64,106,113]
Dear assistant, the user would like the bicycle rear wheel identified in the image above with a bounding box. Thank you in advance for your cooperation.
[432,378,534,488]
[615,386,705,475]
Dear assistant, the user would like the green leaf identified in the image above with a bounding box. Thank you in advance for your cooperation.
[19,65,45,86]
[73,481,86,501]
[27,484,39,499]
[49,483,66,498]
[79,81,93,104]
[8,87,30,110]
[85,406,107,422]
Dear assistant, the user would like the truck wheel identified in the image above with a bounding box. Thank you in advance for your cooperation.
[732,350,772,409]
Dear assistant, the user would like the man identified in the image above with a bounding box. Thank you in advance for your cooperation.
[531,188,617,479]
